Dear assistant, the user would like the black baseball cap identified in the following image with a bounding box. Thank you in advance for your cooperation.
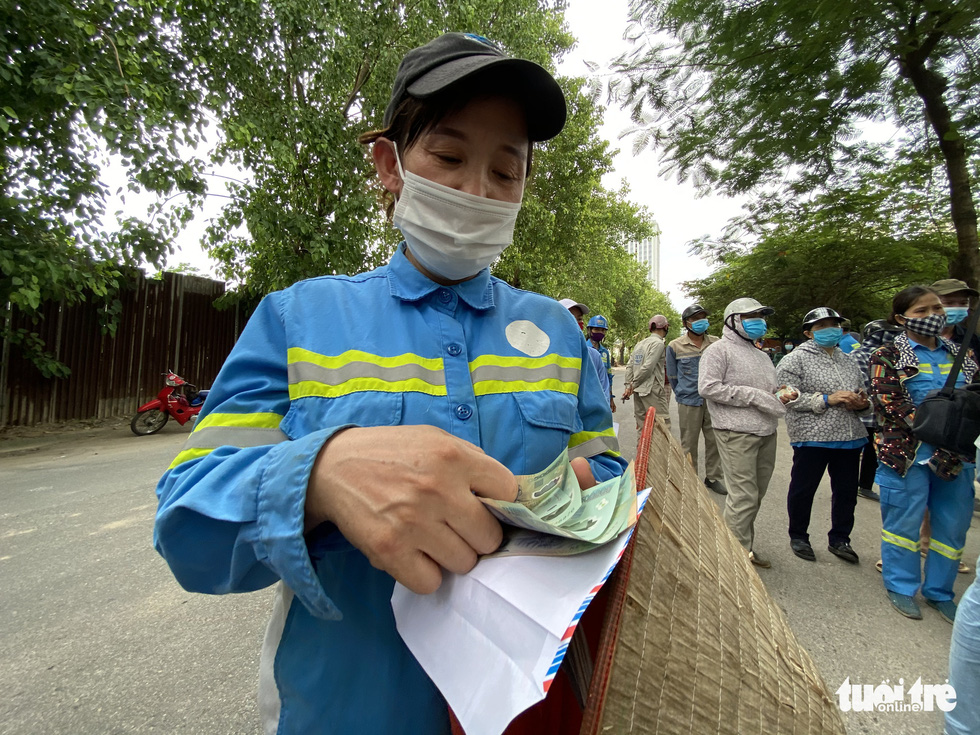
[382,33,567,142]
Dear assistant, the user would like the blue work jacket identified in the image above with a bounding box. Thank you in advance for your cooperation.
[153,244,625,734]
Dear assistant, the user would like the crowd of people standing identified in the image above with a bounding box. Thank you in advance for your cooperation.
[585,280,980,735]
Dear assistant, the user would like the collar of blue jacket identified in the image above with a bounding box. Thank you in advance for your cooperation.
[388,243,495,311]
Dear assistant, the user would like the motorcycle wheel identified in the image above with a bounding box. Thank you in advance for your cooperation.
[131,410,169,436]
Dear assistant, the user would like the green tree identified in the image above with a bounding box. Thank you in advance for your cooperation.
[2,0,206,372]
[683,155,955,339]
[494,78,665,347]
[179,0,574,300]
[610,0,980,286]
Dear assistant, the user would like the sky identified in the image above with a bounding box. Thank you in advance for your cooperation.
[114,0,748,309]
[557,0,746,309]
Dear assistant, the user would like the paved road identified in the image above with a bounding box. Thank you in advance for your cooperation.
[0,421,271,734]
[1,373,975,734]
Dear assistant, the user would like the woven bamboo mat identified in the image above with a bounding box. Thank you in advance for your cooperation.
[592,417,846,734]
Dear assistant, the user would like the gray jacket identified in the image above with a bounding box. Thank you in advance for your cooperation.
[698,326,785,437]
[776,340,870,444]
[625,333,666,397]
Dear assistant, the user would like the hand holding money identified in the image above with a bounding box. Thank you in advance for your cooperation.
[480,450,638,555]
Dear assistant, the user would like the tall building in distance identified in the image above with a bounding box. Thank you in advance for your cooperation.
[626,225,662,290]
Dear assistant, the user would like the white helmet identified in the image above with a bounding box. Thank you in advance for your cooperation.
[723,298,775,320]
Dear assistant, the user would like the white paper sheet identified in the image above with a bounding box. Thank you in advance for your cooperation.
[392,489,650,735]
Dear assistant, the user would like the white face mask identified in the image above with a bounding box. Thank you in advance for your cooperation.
[390,143,523,281]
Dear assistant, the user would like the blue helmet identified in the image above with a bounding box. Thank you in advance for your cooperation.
[587,315,608,329]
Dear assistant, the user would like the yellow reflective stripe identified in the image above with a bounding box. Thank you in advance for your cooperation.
[882,529,919,553]
[193,412,284,432]
[291,377,447,399]
[569,427,616,449]
[927,538,964,561]
[472,378,578,397]
[168,447,214,470]
[469,354,581,370]
[287,348,446,398]
[288,347,442,371]
[917,364,934,374]
[170,413,288,469]
[568,427,621,459]
[470,355,581,396]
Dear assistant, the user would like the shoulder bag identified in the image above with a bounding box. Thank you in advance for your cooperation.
[912,305,980,457]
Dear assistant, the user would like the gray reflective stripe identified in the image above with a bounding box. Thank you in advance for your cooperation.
[183,426,289,450]
[470,364,581,384]
[288,360,445,386]
[567,434,620,460]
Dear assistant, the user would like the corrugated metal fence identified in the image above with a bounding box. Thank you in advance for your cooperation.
[0,272,245,428]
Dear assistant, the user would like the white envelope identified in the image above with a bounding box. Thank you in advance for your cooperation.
[392,489,650,735]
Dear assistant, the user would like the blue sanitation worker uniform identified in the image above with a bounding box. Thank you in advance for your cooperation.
[587,314,613,399]
[871,335,976,603]
[153,244,626,735]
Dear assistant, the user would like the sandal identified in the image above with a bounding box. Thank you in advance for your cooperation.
[875,559,882,573]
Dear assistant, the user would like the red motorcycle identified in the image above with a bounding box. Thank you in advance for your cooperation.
[130,370,209,436]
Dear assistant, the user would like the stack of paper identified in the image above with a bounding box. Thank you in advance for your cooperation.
[392,489,650,735]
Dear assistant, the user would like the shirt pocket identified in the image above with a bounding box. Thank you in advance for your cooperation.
[285,393,405,560]
[875,468,908,508]
[281,392,404,439]
[515,391,580,474]
[679,357,697,379]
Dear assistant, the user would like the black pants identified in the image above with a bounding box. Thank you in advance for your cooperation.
[858,427,877,490]
[787,446,861,545]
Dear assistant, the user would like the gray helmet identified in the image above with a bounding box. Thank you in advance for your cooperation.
[682,303,708,322]
[723,298,775,320]
[801,307,844,331]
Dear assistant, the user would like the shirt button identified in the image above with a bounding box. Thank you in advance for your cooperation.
[447,343,462,356]
[438,289,453,303]
[455,404,473,420]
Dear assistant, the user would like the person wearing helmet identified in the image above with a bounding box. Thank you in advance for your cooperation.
[623,315,671,430]
[562,299,610,401]
[870,286,977,622]
[559,298,590,332]
[775,307,871,565]
[666,304,726,494]
[588,314,616,412]
[698,297,793,568]
[153,34,627,734]
[849,319,904,503]
[932,278,980,368]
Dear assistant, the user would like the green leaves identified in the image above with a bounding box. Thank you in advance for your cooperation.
[683,152,956,337]
[612,0,980,284]
[2,0,207,372]
[180,0,578,300]
[5,0,663,374]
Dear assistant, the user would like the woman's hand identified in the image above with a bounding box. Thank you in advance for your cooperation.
[827,390,856,407]
[776,385,799,404]
[305,425,518,594]
[828,390,868,410]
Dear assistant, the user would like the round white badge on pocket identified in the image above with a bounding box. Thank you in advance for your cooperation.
[505,320,550,357]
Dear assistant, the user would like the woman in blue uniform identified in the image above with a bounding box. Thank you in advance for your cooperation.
[153,33,625,735]
[870,286,977,623]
